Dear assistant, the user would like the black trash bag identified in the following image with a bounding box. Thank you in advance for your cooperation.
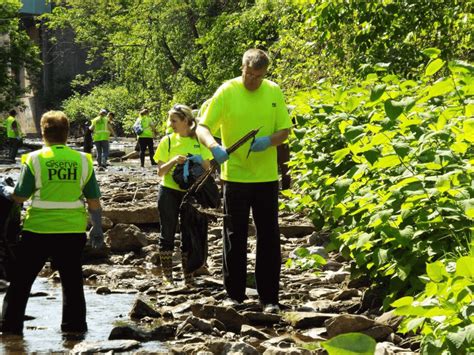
[173,160,220,209]
[180,201,208,274]
[0,178,21,281]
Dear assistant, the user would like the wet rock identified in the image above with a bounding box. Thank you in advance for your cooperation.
[106,223,148,252]
[242,311,281,325]
[298,300,336,313]
[71,340,140,353]
[283,312,338,329]
[96,286,111,294]
[308,288,338,300]
[363,324,394,341]
[174,339,259,354]
[103,204,159,224]
[109,324,176,341]
[333,288,360,301]
[240,324,270,340]
[191,304,246,333]
[176,316,219,337]
[324,314,376,338]
[82,265,108,277]
[321,270,350,284]
[375,310,404,330]
[129,297,161,319]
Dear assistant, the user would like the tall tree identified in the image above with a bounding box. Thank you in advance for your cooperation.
[0,0,41,113]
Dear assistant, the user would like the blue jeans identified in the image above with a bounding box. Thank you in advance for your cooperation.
[94,140,109,167]
[222,181,281,305]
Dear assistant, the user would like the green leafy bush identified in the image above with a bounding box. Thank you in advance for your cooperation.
[393,255,474,354]
[62,84,150,135]
[285,247,326,271]
[285,57,473,307]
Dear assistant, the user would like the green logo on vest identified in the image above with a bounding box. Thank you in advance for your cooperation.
[45,160,78,180]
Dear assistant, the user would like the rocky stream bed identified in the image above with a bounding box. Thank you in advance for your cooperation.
[0,143,419,354]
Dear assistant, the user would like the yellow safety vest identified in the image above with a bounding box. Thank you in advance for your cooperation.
[91,116,110,142]
[22,145,93,233]
[6,116,20,138]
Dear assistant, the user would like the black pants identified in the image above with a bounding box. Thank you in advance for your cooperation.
[138,137,156,167]
[7,138,21,161]
[157,186,190,252]
[222,181,281,304]
[0,232,87,334]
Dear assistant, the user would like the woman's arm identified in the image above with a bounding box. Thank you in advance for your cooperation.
[156,155,187,177]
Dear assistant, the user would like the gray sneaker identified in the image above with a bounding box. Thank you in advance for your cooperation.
[222,298,240,307]
[263,303,280,313]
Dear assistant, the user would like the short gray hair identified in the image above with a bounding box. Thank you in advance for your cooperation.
[242,48,270,70]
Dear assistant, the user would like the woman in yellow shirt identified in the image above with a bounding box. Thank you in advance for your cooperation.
[153,104,212,286]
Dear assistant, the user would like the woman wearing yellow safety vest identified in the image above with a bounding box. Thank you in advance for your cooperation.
[135,108,158,168]
[153,104,212,286]
[89,109,116,169]
[5,109,22,163]
[0,111,104,335]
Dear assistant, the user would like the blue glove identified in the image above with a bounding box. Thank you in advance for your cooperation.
[188,155,203,165]
[250,136,272,152]
[183,160,190,183]
[88,208,104,249]
[210,145,229,164]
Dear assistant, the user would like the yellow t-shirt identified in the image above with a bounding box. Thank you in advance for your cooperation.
[153,133,213,191]
[200,77,291,182]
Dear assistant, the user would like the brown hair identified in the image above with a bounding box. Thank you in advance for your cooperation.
[168,104,197,133]
[40,110,69,144]
[242,48,270,70]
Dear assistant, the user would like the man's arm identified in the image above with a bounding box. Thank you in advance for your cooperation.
[269,128,290,146]
[196,125,218,149]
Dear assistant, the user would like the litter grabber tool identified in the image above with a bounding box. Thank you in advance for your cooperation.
[180,127,261,208]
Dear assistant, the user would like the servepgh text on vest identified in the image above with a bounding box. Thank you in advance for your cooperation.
[46,160,78,180]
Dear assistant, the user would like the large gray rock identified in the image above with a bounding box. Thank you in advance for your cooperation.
[191,304,247,333]
[106,223,148,252]
[129,297,161,319]
[176,316,219,337]
[283,312,338,329]
[325,314,376,338]
[109,324,176,341]
[242,311,281,325]
[71,340,140,353]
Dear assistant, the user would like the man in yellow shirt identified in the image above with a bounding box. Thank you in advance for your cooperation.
[196,48,291,313]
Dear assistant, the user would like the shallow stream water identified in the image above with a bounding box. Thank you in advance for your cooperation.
[0,278,168,353]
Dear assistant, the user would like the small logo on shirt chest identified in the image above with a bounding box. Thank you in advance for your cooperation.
[272,103,276,107]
